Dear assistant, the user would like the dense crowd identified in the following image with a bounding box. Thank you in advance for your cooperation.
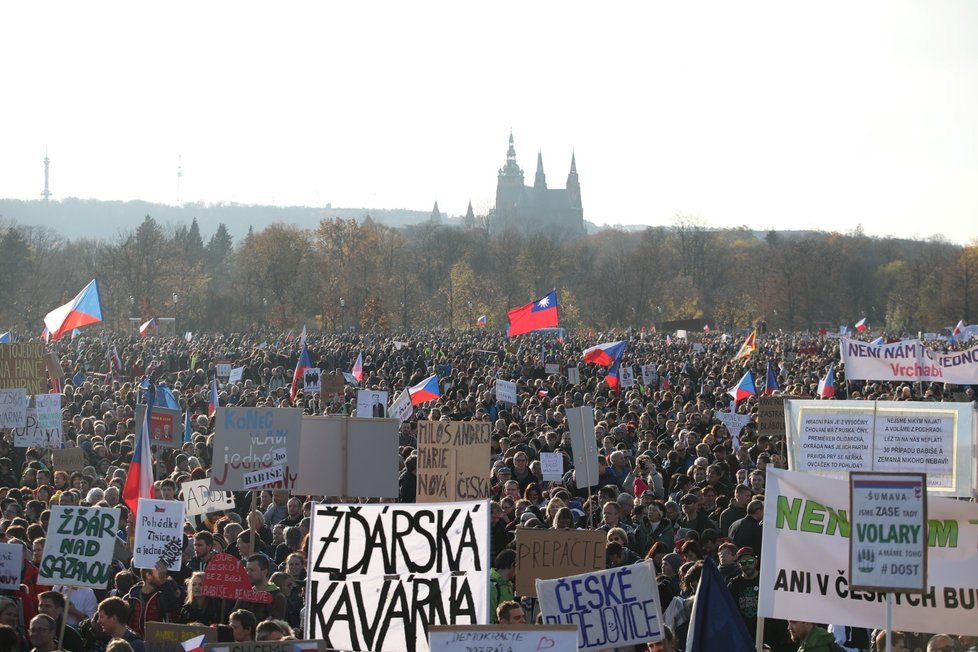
[0,328,975,652]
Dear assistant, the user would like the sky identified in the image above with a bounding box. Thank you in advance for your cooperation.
[2,1,977,242]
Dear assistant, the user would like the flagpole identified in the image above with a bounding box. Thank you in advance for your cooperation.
[57,586,72,650]
[755,616,765,652]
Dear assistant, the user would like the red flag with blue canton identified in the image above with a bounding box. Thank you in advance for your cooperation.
[764,361,780,395]
[123,378,156,519]
[290,343,312,403]
[43,279,103,341]
[506,290,559,337]
[728,370,756,405]
[408,374,440,405]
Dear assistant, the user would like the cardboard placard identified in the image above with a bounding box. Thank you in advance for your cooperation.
[495,379,517,405]
[757,395,786,437]
[39,505,121,588]
[416,421,491,502]
[514,527,606,597]
[0,542,24,590]
[567,406,599,489]
[145,622,214,652]
[0,388,28,429]
[356,390,389,418]
[215,361,232,379]
[14,395,63,449]
[203,643,330,652]
[134,498,186,570]
[303,367,321,394]
[294,416,399,498]
[227,367,244,383]
[321,373,345,400]
[0,343,47,394]
[52,447,86,473]
[566,366,580,385]
[428,625,578,652]
[540,452,564,481]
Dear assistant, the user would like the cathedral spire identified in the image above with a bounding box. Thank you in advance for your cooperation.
[534,150,547,189]
[499,130,523,178]
[465,200,474,221]
[570,150,577,174]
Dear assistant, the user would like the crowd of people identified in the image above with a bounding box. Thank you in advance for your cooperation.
[0,327,974,652]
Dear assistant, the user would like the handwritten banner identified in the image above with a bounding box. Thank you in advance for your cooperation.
[144,622,213,652]
[0,343,47,394]
[841,337,978,384]
[200,552,272,603]
[0,542,23,590]
[39,505,120,588]
[210,407,301,491]
[134,498,185,571]
[181,478,235,517]
[0,388,28,429]
[515,527,606,597]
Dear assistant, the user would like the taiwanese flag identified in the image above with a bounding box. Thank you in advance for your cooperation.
[727,370,756,405]
[817,364,836,399]
[855,317,869,332]
[290,343,312,403]
[351,352,363,383]
[123,378,157,518]
[208,376,219,417]
[764,361,780,395]
[506,290,559,337]
[43,279,104,341]
[408,374,441,406]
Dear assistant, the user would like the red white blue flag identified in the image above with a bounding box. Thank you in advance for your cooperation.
[728,370,756,405]
[817,364,836,399]
[43,279,103,341]
[408,374,440,406]
[291,343,312,403]
[351,352,363,383]
[123,378,156,518]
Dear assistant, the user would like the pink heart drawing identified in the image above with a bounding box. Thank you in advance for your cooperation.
[536,636,556,651]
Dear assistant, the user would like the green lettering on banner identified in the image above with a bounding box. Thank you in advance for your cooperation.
[800,500,826,533]
[928,520,958,548]
[777,496,802,530]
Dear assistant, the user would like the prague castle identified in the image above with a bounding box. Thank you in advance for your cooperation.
[490,133,586,238]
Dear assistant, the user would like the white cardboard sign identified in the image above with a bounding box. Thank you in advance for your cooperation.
[134,498,186,571]
[540,452,564,481]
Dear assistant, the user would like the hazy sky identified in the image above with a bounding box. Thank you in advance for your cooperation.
[3,1,977,242]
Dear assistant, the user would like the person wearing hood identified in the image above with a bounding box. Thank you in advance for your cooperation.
[488,550,516,624]
[233,555,286,622]
[788,620,836,651]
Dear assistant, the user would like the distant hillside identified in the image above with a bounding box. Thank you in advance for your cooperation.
[0,198,458,240]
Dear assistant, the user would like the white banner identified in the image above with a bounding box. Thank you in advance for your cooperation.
[181,478,235,517]
[495,379,517,405]
[840,337,978,384]
[134,498,185,571]
[759,468,978,636]
[0,542,23,590]
[536,561,664,651]
[785,400,974,496]
[39,505,121,588]
[428,626,577,652]
[0,388,28,429]
[305,501,489,652]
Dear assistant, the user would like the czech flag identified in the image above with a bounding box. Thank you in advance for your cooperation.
[507,290,559,337]
[123,378,156,519]
[408,374,440,406]
[583,341,628,392]
[183,409,193,444]
[477,315,488,327]
[181,634,207,652]
[764,361,780,395]
[665,334,672,347]
[0,332,9,343]
[728,370,756,405]
[731,330,756,361]
[351,352,363,383]
[290,343,312,403]
[855,317,868,332]
[870,336,885,346]
[139,318,156,337]
[43,279,103,341]
[817,364,836,399]
[703,324,710,333]
[208,376,219,417]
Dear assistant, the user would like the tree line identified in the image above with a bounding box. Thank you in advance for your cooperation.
[0,212,973,334]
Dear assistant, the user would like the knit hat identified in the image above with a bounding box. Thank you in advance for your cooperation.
[662,552,682,572]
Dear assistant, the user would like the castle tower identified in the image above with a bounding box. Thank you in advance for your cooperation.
[566,151,581,208]
[534,151,547,190]
[496,131,524,218]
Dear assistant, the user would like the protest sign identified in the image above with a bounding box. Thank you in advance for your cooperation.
[428,625,578,652]
[356,389,388,417]
[620,365,635,388]
[243,465,283,489]
[136,404,183,448]
[389,388,413,423]
[227,366,244,383]
[134,498,185,571]
[840,337,978,384]
[759,468,978,636]
[641,364,658,386]
[0,388,28,429]
[540,452,564,481]
[0,542,23,590]
[215,361,232,378]
[306,500,489,652]
[181,478,235,517]
[321,372,345,401]
[203,643,330,652]
[785,400,974,496]
[0,343,47,394]
[293,416,399,498]
[52,447,86,473]
[717,411,752,447]
[144,622,213,652]
[849,472,927,593]
[210,407,301,491]
[39,505,120,588]
[566,366,580,384]
[436,363,453,379]
[416,420,491,502]
[200,552,272,603]
[757,395,786,437]
[544,362,560,375]
[514,527,605,597]
[14,399,64,449]
[537,561,664,651]
[567,406,599,489]
[302,367,321,394]
[495,379,517,405]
